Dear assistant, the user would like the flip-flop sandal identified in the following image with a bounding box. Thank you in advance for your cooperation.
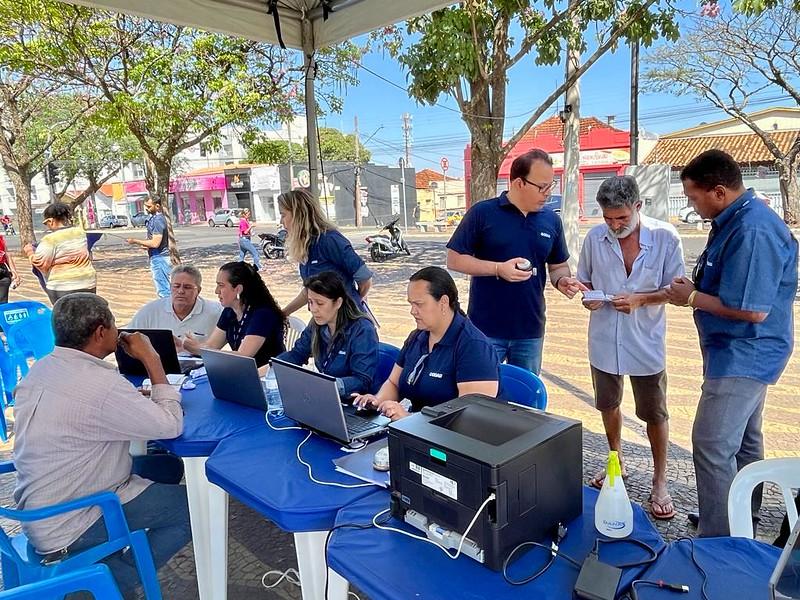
[649,493,676,520]
[588,468,629,489]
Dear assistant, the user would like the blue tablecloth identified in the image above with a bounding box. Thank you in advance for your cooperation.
[205,426,379,532]
[327,487,666,600]
[635,537,780,599]
[154,379,267,457]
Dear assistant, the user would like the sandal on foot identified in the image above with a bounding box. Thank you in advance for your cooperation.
[648,493,676,520]
[589,468,629,490]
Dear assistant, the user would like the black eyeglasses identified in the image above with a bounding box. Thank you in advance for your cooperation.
[406,353,430,387]
[522,178,557,195]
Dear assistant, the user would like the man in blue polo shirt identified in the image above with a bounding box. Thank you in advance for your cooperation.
[127,197,171,298]
[447,149,586,374]
[667,149,797,537]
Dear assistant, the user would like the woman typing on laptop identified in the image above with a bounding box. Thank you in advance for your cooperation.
[259,271,378,397]
[353,266,499,421]
[182,261,285,367]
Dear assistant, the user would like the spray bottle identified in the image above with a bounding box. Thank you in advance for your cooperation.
[594,451,633,538]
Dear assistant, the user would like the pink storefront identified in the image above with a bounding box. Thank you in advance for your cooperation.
[170,172,230,225]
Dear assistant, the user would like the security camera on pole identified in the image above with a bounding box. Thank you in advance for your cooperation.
[440,156,449,221]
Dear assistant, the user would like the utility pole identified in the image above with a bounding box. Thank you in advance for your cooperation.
[399,157,409,232]
[287,120,295,190]
[354,115,362,227]
[629,40,640,166]
[562,0,582,272]
[402,113,413,167]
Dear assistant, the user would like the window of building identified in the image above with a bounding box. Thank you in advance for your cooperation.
[132,163,145,178]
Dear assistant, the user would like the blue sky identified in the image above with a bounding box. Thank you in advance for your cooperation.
[317,3,791,177]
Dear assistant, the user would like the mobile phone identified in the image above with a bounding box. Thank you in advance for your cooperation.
[515,259,533,272]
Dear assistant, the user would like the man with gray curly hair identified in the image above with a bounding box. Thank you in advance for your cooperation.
[577,175,685,521]
[13,293,190,593]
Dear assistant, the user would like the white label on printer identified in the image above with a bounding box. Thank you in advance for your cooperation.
[409,461,458,500]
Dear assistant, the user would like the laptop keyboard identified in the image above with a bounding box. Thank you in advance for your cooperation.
[345,414,378,434]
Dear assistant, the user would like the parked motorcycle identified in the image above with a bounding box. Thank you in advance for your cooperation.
[365,216,410,262]
[258,224,287,260]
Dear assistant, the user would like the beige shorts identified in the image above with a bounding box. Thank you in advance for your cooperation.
[591,365,669,424]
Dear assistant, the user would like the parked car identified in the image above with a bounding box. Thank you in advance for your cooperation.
[131,212,149,227]
[98,214,129,228]
[679,205,703,224]
[208,208,244,227]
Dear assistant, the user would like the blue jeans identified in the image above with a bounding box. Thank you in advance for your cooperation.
[67,455,191,594]
[238,237,262,270]
[149,253,171,298]
[487,336,544,375]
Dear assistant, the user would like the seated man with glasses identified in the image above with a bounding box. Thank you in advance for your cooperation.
[446,149,586,375]
[128,265,222,345]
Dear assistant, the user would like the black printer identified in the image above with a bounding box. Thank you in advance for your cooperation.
[388,394,582,571]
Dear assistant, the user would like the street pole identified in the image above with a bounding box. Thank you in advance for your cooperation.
[562,0,582,272]
[399,157,408,232]
[442,170,447,222]
[629,39,640,165]
[287,120,295,190]
[119,152,127,217]
[301,16,320,201]
[354,115,362,227]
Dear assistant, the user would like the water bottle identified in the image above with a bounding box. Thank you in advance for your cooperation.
[262,369,283,417]
[594,451,633,538]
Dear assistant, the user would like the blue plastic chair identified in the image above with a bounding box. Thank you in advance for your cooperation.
[498,363,548,410]
[6,312,55,361]
[376,342,400,391]
[0,345,14,442]
[0,564,123,599]
[0,301,50,334]
[0,461,162,599]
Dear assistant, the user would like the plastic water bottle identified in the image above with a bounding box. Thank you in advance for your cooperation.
[262,369,283,417]
[594,451,633,538]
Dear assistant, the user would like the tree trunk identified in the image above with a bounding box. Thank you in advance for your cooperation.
[7,168,36,248]
[464,94,505,203]
[150,161,182,265]
[776,158,800,226]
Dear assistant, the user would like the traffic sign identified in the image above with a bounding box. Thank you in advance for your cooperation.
[440,157,449,172]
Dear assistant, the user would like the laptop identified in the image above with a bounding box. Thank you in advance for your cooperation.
[116,328,203,376]
[200,349,268,410]
[271,357,389,444]
[771,517,800,599]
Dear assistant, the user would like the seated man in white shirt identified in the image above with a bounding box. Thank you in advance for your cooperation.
[13,293,191,593]
[128,265,222,343]
[577,175,685,521]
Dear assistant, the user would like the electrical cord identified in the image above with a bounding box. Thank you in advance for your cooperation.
[502,524,580,585]
[592,537,659,569]
[629,579,689,599]
[323,515,392,599]
[372,493,496,561]
[678,536,709,600]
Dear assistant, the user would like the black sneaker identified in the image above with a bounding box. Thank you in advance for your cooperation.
[687,512,699,528]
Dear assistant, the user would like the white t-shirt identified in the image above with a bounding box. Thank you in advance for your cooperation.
[128,296,222,341]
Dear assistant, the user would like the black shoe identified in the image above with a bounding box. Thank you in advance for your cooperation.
[687,512,699,528]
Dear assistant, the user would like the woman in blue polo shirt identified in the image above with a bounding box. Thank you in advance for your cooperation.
[183,261,285,367]
[353,266,499,420]
[277,189,373,316]
[263,270,379,396]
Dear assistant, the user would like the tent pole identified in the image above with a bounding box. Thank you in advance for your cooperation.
[302,16,320,201]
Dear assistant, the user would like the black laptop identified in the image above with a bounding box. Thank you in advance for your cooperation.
[116,328,203,376]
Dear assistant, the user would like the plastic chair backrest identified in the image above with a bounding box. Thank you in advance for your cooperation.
[7,313,55,360]
[376,342,400,391]
[498,363,548,410]
[0,301,50,335]
[0,461,162,598]
[285,315,306,351]
[0,344,14,441]
[728,457,800,539]
[0,564,123,599]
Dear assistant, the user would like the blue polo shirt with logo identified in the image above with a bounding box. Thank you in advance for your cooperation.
[145,213,169,258]
[277,316,379,397]
[693,189,797,384]
[299,230,373,306]
[446,192,570,339]
[396,312,499,411]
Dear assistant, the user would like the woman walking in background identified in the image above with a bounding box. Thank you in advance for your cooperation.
[237,208,262,271]
[0,232,22,304]
[23,202,96,304]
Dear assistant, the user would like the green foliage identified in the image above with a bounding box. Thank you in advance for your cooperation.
[247,139,308,164]
[319,128,371,163]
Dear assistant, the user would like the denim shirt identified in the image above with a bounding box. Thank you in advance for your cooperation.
[299,230,373,307]
[277,316,378,397]
[693,189,797,383]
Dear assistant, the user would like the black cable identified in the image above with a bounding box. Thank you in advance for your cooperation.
[678,536,710,600]
[629,579,689,599]
[593,536,660,569]
[502,524,579,586]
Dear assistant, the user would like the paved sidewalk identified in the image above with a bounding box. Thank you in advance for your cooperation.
[0,238,796,599]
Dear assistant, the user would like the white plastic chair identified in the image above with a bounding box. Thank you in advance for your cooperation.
[285,316,306,351]
[728,457,800,539]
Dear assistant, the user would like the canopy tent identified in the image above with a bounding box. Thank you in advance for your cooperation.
[69,0,453,197]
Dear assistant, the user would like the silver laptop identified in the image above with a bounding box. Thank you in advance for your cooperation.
[271,357,389,444]
[200,349,268,411]
[771,517,800,600]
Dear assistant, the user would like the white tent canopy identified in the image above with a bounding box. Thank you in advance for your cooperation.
[69,0,452,197]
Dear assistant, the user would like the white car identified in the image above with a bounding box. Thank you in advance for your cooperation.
[207,208,243,227]
[678,205,703,224]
